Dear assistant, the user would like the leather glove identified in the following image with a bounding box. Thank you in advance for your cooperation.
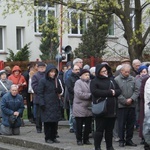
[41,105,45,111]
[1,91,7,97]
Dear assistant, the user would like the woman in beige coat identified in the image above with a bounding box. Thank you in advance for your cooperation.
[73,69,92,146]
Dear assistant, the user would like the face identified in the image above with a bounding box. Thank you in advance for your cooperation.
[38,66,46,72]
[11,86,18,96]
[121,67,131,77]
[72,65,80,74]
[14,70,20,76]
[81,72,90,80]
[140,69,148,76]
[76,61,83,68]
[0,73,7,80]
[48,69,57,78]
[99,67,108,77]
[62,66,67,73]
[133,62,141,71]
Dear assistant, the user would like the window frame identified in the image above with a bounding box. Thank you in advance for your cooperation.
[16,27,24,50]
[34,2,56,34]
[0,26,5,51]
[108,15,115,37]
[68,9,87,36]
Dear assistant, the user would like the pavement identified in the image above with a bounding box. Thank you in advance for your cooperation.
[0,120,144,150]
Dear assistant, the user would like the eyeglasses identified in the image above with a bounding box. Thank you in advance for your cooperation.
[78,62,83,63]
[74,69,80,71]
[100,70,107,73]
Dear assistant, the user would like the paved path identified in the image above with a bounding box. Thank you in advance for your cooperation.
[0,120,144,150]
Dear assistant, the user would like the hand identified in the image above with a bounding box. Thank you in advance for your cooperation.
[13,111,19,117]
[126,98,132,105]
[41,105,45,111]
[1,91,7,97]
[111,89,115,96]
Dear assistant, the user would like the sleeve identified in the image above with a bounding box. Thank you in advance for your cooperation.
[37,79,45,106]
[17,95,25,115]
[74,81,91,100]
[130,78,139,101]
[31,75,38,94]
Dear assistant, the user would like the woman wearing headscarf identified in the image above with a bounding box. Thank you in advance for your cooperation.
[90,63,121,150]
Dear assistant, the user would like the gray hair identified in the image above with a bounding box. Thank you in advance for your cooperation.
[73,58,83,65]
[121,64,131,71]
[132,59,141,65]
[11,84,19,89]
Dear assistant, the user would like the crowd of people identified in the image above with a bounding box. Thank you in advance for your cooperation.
[0,58,150,150]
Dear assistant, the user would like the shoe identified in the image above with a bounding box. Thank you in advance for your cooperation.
[126,140,137,146]
[119,142,124,147]
[69,129,74,133]
[140,138,145,145]
[37,130,42,133]
[95,148,102,150]
[53,139,60,143]
[21,118,25,127]
[56,134,60,138]
[77,141,83,146]
[107,147,115,150]
[114,137,120,142]
[45,139,53,144]
[84,140,92,145]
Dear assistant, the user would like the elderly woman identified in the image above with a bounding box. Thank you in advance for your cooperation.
[73,69,92,146]
[0,70,13,118]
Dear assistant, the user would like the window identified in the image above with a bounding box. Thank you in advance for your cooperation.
[16,28,24,50]
[34,1,56,33]
[0,27,5,51]
[68,10,87,35]
[108,15,115,36]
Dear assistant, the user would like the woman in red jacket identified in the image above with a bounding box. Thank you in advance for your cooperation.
[8,65,27,94]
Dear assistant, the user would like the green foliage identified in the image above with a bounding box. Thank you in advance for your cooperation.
[74,12,109,58]
[6,43,31,61]
[39,15,59,61]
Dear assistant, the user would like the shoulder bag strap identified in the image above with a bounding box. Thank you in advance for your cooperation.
[0,80,8,91]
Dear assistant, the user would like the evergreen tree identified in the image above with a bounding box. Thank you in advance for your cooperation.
[39,15,59,61]
[74,13,109,58]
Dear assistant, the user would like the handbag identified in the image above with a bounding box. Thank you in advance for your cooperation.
[92,97,107,116]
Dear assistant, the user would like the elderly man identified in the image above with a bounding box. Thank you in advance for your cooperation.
[0,84,24,135]
[132,59,141,77]
[115,64,139,147]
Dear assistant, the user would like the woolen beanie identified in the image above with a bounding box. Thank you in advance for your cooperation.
[138,65,148,74]
[89,67,96,74]
[80,69,90,76]
[0,70,6,76]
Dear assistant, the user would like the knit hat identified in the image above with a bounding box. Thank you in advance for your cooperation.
[0,70,6,76]
[80,69,90,76]
[83,64,90,70]
[37,62,46,67]
[89,67,96,74]
[138,65,148,74]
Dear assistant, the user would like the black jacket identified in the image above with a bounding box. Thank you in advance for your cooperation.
[66,72,79,105]
[90,64,121,117]
[38,64,62,122]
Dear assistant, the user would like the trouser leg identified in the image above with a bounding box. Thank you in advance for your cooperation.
[75,117,83,142]
[36,104,42,131]
[126,108,135,142]
[83,116,92,143]
[105,118,116,149]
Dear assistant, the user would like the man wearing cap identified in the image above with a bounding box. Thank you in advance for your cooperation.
[31,62,46,133]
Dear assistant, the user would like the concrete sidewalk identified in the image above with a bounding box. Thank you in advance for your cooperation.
[0,120,144,150]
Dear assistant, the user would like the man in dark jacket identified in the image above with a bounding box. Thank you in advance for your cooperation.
[66,65,80,133]
[115,64,139,147]
[0,84,24,135]
[31,62,46,133]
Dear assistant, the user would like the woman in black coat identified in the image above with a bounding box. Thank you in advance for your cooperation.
[38,64,62,144]
[90,64,121,150]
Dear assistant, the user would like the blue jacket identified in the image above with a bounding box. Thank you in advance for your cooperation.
[1,92,24,127]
